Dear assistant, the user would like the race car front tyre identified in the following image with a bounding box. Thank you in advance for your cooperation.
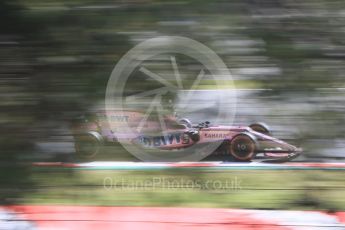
[229,133,256,161]
[74,131,103,159]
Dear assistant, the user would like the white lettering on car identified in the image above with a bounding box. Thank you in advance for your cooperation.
[139,133,185,147]
[204,133,229,139]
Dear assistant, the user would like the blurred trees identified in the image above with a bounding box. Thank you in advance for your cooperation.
[0,0,41,159]
[1,0,345,160]
[247,0,345,158]
[0,0,39,203]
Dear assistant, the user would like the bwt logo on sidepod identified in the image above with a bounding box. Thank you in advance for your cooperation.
[138,132,190,147]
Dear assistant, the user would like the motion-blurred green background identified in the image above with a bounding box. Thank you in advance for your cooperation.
[2,0,345,160]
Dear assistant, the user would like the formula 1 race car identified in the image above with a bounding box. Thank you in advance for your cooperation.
[71,111,302,162]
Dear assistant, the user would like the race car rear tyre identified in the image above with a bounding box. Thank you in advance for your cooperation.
[249,122,271,136]
[230,133,256,161]
[74,131,103,159]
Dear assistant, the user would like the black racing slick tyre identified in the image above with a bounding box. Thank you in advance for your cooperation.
[74,131,103,159]
[230,133,256,161]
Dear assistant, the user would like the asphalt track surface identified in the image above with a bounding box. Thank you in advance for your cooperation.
[33,161,345,170]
